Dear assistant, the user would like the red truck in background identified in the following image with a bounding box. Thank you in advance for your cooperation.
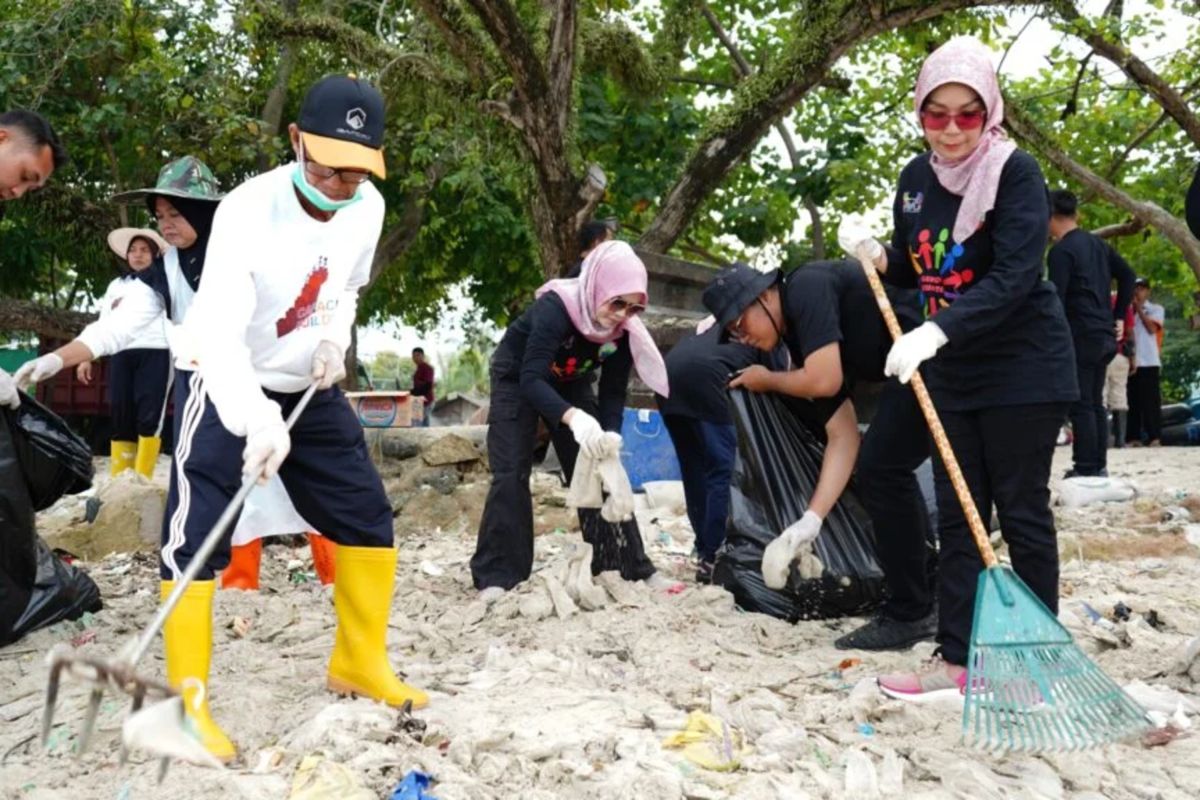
[32,339,174,454]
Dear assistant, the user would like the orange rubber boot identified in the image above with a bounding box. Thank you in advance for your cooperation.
[220,540,262,591]
[308,533,337,586]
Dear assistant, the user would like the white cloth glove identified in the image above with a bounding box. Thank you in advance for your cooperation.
[884,321,948,384]
[836,218,885,266]
[761,510,823,590]
[568,409,606,459]
[310,340,346,390]
[242,405,290,486]
[14,353,64,390]
[0,368,19,409]
[594,434,634,522]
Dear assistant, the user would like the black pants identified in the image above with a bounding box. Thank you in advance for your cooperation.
[1126,367,1162,444]
[857,379,934,621]
[471,377,656,590]
[1070,340,1115,475]
[160,371,393,580]
[110,348,173,440]
[661,413,737,562]
[933,403,1066,665]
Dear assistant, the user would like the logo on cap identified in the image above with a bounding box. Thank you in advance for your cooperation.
[346,108,366,130]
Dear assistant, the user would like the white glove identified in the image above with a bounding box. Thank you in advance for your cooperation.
[568,409,605,458]
[242,405,290,486]
[310,340,346,390]
[14,353,64,390]
[884,321,948,384]
[836,217,885,267]
[0,368,19,409]
[761,510,823,590]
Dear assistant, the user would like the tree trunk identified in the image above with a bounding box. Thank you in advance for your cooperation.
[1005,102,1200,283]
[0,297,97,339]
[258,0,300,172]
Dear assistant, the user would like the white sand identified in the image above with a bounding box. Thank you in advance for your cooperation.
[1,446,1198,799]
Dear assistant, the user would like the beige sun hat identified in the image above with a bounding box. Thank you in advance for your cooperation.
[107,227,169,260]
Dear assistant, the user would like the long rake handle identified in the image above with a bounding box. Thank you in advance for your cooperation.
[855,247,998,569]
[125,383,320,666]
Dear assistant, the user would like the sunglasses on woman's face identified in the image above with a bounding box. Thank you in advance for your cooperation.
[606,297,646,316]
[919,109,985,131]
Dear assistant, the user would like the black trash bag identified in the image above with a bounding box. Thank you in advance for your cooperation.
[5,537,103,645]
[1,396,101,645]
[11,389,95,510]
[712,389,886,621]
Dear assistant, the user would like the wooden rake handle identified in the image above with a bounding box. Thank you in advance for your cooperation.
[854,246,998,569]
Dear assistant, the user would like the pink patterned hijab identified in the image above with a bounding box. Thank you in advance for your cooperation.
[536,240,669,396]
[915,36,1017,244]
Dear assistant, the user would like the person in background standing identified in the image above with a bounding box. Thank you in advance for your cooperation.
[412,347,435,427]
[1126,277,1165,447]
[656,326,760,583]
[566,219,616,278]
[1105,335,1132,449]
[78,227,173,477]
[1046,189,1135,477]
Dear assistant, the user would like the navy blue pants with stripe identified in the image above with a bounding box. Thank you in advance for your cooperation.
[160,370,393,580]
[109,348,172,440]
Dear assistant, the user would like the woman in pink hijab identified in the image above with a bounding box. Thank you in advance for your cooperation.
[840,37,1077,700]
[471,241,674,599]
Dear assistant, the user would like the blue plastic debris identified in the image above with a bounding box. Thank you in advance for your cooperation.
[389,770,439,800]
[857,723,875,738]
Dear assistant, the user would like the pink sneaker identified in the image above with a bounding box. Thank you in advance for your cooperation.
[877,655,969,703]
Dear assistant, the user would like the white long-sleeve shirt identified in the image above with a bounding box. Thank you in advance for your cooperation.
[77,250,192,358]
[90,276,170,350]
[181,164,383,435]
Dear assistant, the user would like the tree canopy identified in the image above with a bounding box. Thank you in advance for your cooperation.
[1,0,1196,339]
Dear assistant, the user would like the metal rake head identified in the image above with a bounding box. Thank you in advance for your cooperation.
[42,642,177,757]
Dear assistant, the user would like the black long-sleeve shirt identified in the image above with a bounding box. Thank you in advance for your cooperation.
[1047,228,1135,352]
[656,327,759,424]
[884,149,1077,410]
[491,292,632,431]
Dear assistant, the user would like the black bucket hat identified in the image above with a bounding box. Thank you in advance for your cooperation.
[702,262,781,330]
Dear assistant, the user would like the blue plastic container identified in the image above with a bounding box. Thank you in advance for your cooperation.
[619,408,681,490]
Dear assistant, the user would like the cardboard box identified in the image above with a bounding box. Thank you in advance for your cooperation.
[345,391,414,428]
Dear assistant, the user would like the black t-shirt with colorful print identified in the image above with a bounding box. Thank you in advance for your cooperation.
[884,149,1077,411]
[491,292,632,431]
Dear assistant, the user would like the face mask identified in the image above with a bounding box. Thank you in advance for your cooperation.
[291,140,363,212]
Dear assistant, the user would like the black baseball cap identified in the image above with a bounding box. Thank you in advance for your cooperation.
[1135,276,1151,288]
[702,262,781,330]
[298,75,386,179]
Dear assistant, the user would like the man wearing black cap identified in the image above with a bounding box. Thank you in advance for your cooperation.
[169,75,425,760]
[702,261,935,650]
[1127,276,1165,447]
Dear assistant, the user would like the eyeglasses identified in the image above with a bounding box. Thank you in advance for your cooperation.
[606,297,646,316]
[303,160,373,185]
[919,109,986,131]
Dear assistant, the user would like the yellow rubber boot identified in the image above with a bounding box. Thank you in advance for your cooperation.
[110,440,136,475]
[326,546,428,709]
[161,580,237,762]
[219,540,262,591]
[308,533,337,586]
[134,435,162,479]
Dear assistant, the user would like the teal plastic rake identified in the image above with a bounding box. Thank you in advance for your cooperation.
[854,246,1150,751]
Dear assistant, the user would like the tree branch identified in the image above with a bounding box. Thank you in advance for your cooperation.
[0,297,97,339]
[1004,99,1200,282]
[461,0,549,110]
[410,0,492,85]
[546,0,577,125]
[1053,0,1200,148]
[1092,218,1146,239]
[639,0,1030,254]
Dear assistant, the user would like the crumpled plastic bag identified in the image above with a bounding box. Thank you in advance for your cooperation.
[288,754,375,800]
[566,432,634,522]
[389,770,440,800]
[1057,476,1137,509]
[121,694,225,769]
[661,710,750,771]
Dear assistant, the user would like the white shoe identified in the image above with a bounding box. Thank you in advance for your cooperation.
[644,573,681,592]
[478,586,507,604]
